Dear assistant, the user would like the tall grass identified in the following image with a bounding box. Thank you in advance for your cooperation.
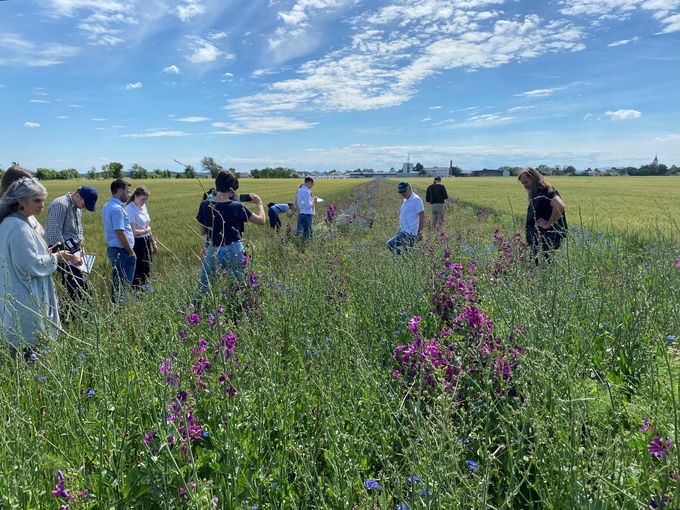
[0,179,678,508]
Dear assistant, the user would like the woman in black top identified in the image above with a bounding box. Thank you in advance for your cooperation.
[518,167,567,261]
[195,172,265,296]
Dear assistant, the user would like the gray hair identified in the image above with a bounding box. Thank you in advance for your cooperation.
[0,177,47,223]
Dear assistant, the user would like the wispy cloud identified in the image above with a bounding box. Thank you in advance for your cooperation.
[515,87,563,98]
[126,82,143,90]
[175,0,205,22]
[121,129,189,138]
[57,116,71,119]
[163,65,181,74]
[175,116,210,122]
[24,122,40,128]
[428,105,442,110]
[91,117,108,121]
[211,116,317,134]
[0,33,81,67]
[225,7,586,133]
[559,0,680,33]
[30,99,52,104]
[605,108,641,120]
[68,104,83,108]
[608,36,640,47]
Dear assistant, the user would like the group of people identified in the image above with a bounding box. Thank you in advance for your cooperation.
[0,164,567,358]
[387,170,567,259]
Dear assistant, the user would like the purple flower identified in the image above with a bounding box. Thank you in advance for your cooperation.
[78,352,86,359]
[407,474,421,484]
[191,357,211,378]
[209,314,217,329]
[178,328,188,341]
[667,335,676,342]
[143,431,155,446]
[649,436,672,459]
[51,471,73,500]
[86,388,95,398]
[187,312,201,326]
[192,338,209,355]
[674,260,680,269]
[395,504,410,510]
[364,478,379,491]
[407,316,422,334]
[639,418,654,433]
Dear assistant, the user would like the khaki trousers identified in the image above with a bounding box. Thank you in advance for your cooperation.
[430,203,446,229]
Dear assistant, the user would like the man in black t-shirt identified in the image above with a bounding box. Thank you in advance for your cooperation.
[425,176,449,230]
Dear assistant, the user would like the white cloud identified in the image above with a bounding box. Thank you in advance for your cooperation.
[121,129,189,138]
[583,112,593,120]
[0,34,81,67]
[421,117,432,121]
[654,133,680,141]
[429,105,442,109]
[30,99,51,104]
[559,0,680,32]
[658,12,680,32]
[57,116,71,119]
[465,112,514,125]
[163,65,181,74]
[608,36,640,46]
[175,116,210,122]
[223,72,234,78]
[125,82,143,90]
[515,87,563,98]
[605,108,642,120]
[68,104,83,108]
[175,0,205,22]
[91,117,108,121]
[24,122,41,128]
[211,116,317,134]
[183,36,233,64]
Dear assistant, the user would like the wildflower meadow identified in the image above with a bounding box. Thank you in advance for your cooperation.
[0,178,679,509]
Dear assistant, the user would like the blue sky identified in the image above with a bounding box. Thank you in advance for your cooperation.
[1,0,679,172]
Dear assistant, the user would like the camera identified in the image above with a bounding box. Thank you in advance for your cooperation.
[239,194,252,202]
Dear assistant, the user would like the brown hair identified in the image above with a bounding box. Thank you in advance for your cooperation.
[518,167,555,194]
[126,186,150,205]
[1,164,32,197]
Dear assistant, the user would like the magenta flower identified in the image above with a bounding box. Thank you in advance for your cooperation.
[143,431,156,446]
[648,436,672,459]
[192,338,209,355]
[675,260,680,269]
[191,357,211,378]
[639,418,654,433]
[51,471,73,500]
[407,316,422,334]
[186,312,201,326]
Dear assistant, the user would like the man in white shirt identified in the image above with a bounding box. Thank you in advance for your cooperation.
[387,181,425,255]
[295,177,316,239]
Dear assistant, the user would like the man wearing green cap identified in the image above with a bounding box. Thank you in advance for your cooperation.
[387,181,425,254]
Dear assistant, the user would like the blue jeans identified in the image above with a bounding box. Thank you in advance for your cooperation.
[297,213,313,239]
[107,247,136,303]
[387,231,417,255]
[196,242,245,296]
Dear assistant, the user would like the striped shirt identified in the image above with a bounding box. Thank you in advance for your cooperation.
[45,193,83,246]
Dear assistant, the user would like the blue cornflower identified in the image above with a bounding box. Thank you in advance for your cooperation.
[395,504,410,510]
[78,352,86,359]
[407,474,421,484]
[465,459,478,472]
[667,335,676,342]
[86,389,95,398]
[364,478,379,491]
[418,487,431,497]
[37,375,47,383]
[202,431,210,438]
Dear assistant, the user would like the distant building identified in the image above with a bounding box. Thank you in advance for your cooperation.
[471,169,510,177]
[402,162,414,174]
[423,166,450,178]
[652,154,659,167]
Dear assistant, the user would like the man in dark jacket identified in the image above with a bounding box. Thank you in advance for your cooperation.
[425,177,449,229]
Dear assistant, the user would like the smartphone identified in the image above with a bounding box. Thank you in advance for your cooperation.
[64,238,80,253]
[239,194,252,202]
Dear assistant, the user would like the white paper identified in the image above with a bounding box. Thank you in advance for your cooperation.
[69,251,95,273]
[315,197,325,203]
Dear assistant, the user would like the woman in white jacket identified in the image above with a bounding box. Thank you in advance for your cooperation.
[0,177,80,359]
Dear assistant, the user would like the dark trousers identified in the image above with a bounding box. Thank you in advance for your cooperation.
[527,229,565,263]
[57,263,89,322]
[132,236,153,288]
[268,207,282,230]
[107,247,137,303]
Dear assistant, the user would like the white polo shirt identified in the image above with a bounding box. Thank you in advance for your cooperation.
[399,192,424,235]
[296,186,314,214]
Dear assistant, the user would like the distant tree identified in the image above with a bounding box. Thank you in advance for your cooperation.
[564,165,576,175]
[183,165,197,179]
[87,166,97,179]
[35,168,56,180]
[415,162,425,175]
[250,167,297,178]
[536,164,552,175]
[202,157,224,178]
[128,163,149,179]
[102,162,124,179]
[450,166,462,177]
[250,169,260,179]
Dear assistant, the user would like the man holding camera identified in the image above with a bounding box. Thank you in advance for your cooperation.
[45,185,99,319]
[295,177,316,239]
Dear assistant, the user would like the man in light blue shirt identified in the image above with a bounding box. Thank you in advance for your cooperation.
[387,181,425,255]
[101,179,135,302]
[267,201,296,230]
